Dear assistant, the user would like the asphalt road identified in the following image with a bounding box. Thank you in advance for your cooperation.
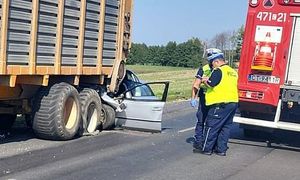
[1,101,300,180]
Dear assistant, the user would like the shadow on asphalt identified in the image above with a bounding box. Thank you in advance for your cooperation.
[0,116,37,144]
[184,123,300,153]
[230,123,300,152]
[185,137,195,144]
[0,127,35,144]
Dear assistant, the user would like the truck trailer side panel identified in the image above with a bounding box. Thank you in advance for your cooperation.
[0,0,132,96]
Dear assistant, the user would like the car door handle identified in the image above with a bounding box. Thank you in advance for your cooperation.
[152,107,162,111]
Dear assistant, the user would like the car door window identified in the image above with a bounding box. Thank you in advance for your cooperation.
[125,82,169,102]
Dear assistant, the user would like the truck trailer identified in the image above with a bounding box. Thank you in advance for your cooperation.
[0,0,168,140]
[234,0,300,133]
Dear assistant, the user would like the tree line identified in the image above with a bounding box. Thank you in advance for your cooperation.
[127,26,244,68]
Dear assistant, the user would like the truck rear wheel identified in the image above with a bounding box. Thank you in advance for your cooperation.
[79,88,102,134]
[0,114,17,130]
[101,104,115,130]
[33,83,81,140]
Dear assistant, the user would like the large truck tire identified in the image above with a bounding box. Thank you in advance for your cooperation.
[101,104,116,130]
[0,114,17,130]
[32,83,81,140]
[79,88,102,134]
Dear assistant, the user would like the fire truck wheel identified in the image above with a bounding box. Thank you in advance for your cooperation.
[101,104,115,130]
[243,128,260,138]
[32,83,81,140]
[0,114,17,130]
[79,88,102,134]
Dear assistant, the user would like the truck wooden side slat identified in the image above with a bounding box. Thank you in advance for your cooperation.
[85,39,98,47]
[102,58,114,66]
[84,49,97,56]
[9,10,31,23]
[88,0,101,3]
[63,27,79,37]
[103,50,116,57]
[40,0,58,5]
[86,13,100,21]
[104,24,117,33]
[7,44,29,64]
[8,32,30,42]
[10,0,32,10]
[61,0,81,66]
[62,37,78,46]
[7,54,28,65]
[86,2,100,12]
[37,45,56,54]
[37,56,55,65]
[86,21,99,30]
[39,3,58,14]
[8,21,31,31]
[105,16,118,24]
[102,1,118,67]
[62,47,78,55]
[106,7,119,15]
[84,0,99,67]
[37,35,56,44]
[83,58,97,66]
[62,57,77,66]
[85,32,99,40]
[39,14,57,24]
[104,32,117,41]
[64,8,80,18]
[8,43,30,52]
[38,25,57,35]
[63,18,80,28]
[65,0,81,9]
[106,0,118,7]
[103,41,116,49]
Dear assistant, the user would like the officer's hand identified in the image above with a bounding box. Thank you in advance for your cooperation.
[201,77,209,82]
[190,99,198,108]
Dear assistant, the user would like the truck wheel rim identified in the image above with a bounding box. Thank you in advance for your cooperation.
[100,108,106,124]
[87,103,98,133]
[64,97,78,130]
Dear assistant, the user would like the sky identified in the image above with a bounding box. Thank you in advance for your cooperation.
[132,0,248,46]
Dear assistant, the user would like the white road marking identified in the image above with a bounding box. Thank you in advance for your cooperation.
[178,127,194,133]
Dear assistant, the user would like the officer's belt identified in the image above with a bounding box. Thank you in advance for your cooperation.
[208,102,234,108]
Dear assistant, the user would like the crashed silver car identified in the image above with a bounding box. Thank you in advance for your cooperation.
[115,70,169,132]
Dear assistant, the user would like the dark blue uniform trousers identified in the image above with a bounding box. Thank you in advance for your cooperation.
[202,102,238,153]
[194,90,208,146]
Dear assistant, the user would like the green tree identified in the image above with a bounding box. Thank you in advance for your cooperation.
[127,37,228,68]
[164,41,177,66]
[127,43,148,65]
[234,25,245,62]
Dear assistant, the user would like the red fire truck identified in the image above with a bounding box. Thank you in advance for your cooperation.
[234,0,300,133]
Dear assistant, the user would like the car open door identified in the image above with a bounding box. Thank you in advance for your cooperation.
[115,82,169,132]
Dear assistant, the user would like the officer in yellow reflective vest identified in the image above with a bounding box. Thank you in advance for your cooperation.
[195,50,238,156]
[190,63,212,150]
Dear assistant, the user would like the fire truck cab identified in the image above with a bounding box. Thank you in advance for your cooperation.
[234,0,300,132]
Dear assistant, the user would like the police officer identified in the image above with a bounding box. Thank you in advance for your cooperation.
[200,50,238,156]
[190,48,220,151]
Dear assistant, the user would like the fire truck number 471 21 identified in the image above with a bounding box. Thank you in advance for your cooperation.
[256,12,287,22]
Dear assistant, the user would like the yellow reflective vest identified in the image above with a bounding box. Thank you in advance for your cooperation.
[205,65,238,106]
[200,64,212,90]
